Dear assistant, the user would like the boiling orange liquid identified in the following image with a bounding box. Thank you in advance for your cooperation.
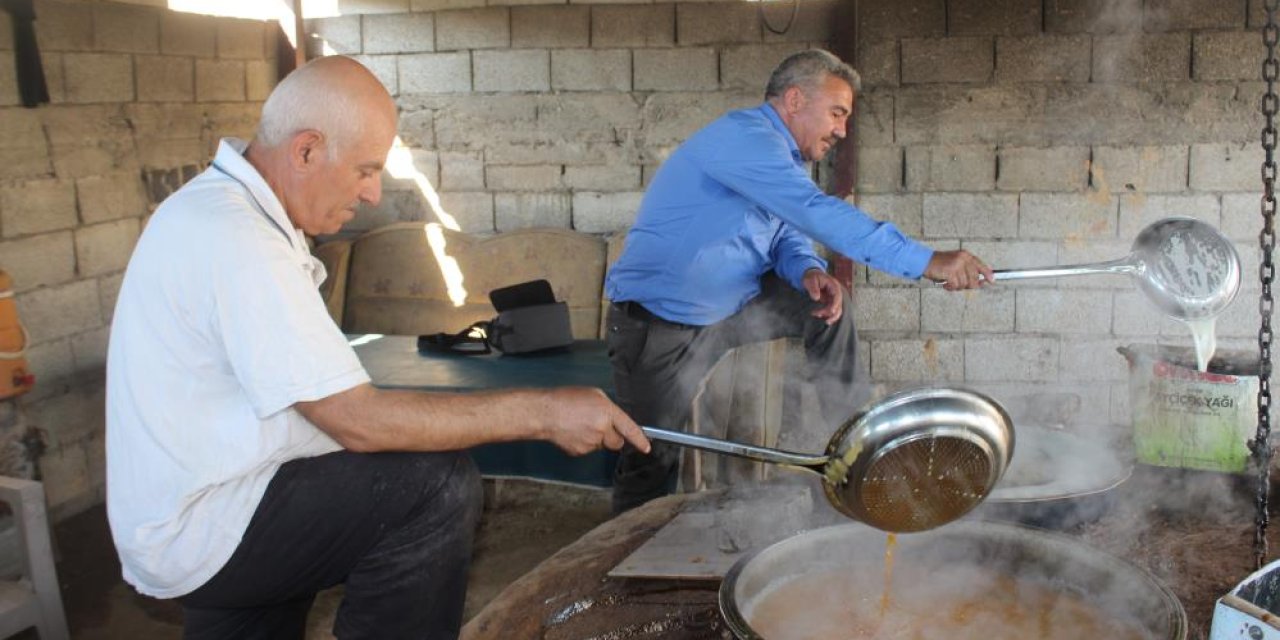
[747,563,1152,640]
[877,533,897,620]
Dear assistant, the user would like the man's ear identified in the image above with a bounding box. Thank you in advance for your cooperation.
[782,86,807,115]
[288,130,325,172]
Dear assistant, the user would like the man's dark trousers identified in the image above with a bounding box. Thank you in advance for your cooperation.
[179,449,482,640]
[606,274,859,514]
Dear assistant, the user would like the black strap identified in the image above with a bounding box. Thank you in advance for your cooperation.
[417,322,491,356]
[2,0,49,108]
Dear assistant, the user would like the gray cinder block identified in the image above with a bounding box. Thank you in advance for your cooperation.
[870,338,964,383]
[964,337,1059,382]
[436,8,509,51]
[364,13,434,54]
[0,232,75,292]
[551,49,631,92]
[1,179,77,237]
[634,48,717,91]
[74,218,140,277]
[922,192,1019,239]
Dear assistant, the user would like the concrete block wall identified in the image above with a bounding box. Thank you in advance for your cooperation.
[20,0,1251,517]
[848,0,1266,433]
[305,0,838,234]
[0,0,276,519]
[309,0,1264,436]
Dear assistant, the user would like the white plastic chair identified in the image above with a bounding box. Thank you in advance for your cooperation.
[0,477,67,640]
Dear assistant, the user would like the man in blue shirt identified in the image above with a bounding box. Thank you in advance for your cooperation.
[604,49,992,513]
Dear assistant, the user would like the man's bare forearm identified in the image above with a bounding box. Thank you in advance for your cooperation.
[295,382,649,456]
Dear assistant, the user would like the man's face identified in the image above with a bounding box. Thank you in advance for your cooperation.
[293,118,396,236]
[785,74,854,163]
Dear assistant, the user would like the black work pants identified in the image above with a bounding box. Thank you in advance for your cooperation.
[606,275,860,513]
[179,449,482,640]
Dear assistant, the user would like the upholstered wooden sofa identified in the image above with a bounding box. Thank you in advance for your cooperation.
[314,224,805,491]
[317,223,612,340]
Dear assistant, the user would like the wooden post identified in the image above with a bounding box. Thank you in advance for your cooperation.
[829,0,859,291]
[274,0,305,82]
[292,0,306,68]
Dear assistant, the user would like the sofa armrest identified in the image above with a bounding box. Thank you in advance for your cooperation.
[344,224,607,338]
[314,239,353,328]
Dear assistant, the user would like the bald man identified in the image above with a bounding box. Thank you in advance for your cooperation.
[106,56,648,640]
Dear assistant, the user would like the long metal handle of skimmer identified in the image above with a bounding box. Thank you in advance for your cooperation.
[991,256,1140,281]
[639,426,828,468]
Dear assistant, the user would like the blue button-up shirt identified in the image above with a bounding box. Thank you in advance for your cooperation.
[605,104,934,326]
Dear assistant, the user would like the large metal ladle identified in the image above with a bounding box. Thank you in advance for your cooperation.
[992,217,1241,321]
[640,387,1015,533]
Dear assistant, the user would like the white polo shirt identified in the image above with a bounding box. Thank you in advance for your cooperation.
[106,139,370,598]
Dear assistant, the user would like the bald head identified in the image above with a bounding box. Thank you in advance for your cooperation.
[245,56,399,237]
[255,56,396,159]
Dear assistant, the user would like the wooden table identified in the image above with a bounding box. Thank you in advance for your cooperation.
[350,334,619,486]
[352,334,614,393]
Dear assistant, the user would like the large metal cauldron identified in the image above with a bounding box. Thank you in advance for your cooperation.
[719,521,1186,639]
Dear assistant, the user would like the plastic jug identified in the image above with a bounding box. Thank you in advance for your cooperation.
[0,271,34,399]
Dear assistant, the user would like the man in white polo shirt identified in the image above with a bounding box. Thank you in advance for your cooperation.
[106,55,648,640]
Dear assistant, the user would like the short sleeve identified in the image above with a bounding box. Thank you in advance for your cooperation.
[211,230,369,419]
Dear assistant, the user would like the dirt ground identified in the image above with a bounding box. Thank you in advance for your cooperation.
[936,463,1280,640]
[1072,466,1280,640]
[48,478,614,639]
[462,479,613,620]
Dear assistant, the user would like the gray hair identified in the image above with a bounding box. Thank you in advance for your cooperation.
[764,49,861,100]
[254,57,367,159]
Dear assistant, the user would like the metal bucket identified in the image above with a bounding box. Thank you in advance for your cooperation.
[1211,557,1280,639]
[1119,344,1259,474]
[719,520,1186,639]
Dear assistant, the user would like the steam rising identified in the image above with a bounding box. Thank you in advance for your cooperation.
[653,3,1260,637]
[735,522,1175,640]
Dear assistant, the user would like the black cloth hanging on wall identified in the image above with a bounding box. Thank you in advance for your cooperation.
[1,0,49,108]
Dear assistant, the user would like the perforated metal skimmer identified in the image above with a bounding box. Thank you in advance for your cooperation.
[842,433,996,532]
[641,387,1014,534]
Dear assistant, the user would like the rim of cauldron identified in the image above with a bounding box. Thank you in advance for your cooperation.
[974,424,1134,529]
[716,520,1187,640]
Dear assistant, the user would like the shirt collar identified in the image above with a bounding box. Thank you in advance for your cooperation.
[759,103,804,167]
[211,138,304,248]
